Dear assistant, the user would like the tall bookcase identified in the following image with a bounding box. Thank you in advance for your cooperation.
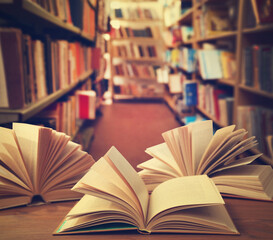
[162,0,273,165]
[0,0,100,142]
[109,0,165,100]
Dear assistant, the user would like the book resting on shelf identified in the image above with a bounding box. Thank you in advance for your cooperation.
[54,146,239,235]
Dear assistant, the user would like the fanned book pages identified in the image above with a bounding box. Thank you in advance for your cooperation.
[137,120,273,201]
[0,123,95,210]
[55,146,239,235]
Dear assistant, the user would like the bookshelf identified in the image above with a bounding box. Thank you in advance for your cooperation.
[109,0,165,100]
[0,0,99,141]
[162,0,273,164]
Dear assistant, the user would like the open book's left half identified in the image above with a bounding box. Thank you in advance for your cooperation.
[55,146,239,235]
[0,123,95,210]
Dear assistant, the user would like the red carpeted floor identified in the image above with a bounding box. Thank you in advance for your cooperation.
[88,101,180,170]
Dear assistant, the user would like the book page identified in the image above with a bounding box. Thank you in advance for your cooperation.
[144,143,182,176]
[39,134,82,188]
[197,125,235,174]
[209,153,262,175]
[204,134,256,174]
[72,157,142,220]
[137,158,180,178]
[147,175,224,225]
[189,120,213,174]
[57,195,139,234]
[162,128,189,175]
[41,150,94,194]
[12,123,40,193]
[178,126,192,175]
[200,129,247,174]
[0,127,32,190]
[149,205,238,234]
[105,147,149,221]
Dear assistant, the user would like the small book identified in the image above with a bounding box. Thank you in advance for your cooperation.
[54,146,239,235]
[138,120,273,201]
[0,123,95,210]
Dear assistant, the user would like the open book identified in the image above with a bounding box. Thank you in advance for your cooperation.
[55,146,239,235]
[0,123,95,210]
[138,120,273,201]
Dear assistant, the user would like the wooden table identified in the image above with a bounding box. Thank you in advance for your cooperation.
[0,198,272,240]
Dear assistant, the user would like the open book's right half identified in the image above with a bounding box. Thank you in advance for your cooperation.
[138,120,273,201]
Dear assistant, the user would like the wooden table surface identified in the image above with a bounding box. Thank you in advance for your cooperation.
[0,197,272,240]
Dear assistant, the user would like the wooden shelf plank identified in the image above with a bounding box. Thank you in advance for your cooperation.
[0,70,94,124]
[197,31,237,42]
[167,8,193,29]
[0,0,95,43]
[196,106,225,128]
[239,85,273,99]
[243,23,273,34]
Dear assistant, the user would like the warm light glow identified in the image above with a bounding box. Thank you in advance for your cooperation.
[110,20,120,29]
[110,2,120,9]
[103,33,110,41]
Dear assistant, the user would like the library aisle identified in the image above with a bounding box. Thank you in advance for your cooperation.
[88,101,180,169]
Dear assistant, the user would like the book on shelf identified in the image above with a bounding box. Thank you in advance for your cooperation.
[198,84,234,125]
[0,122,95,210]
[54,146,238,235]
[251,0,273,25]
[183,80,197,106]
[237,105,273,158]
[200,1,237,37]
[0,28,28,109]
[197,49,223,80]
[31,0,73,24]
[168,74,183,94]
[76,90,97,120]
[69,0,96,39]
[242,45,273,93]
[267,135,273,161]
[138,120,273,201]
[171,26,194,44]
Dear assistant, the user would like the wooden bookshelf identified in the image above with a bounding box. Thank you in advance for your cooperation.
[0,70,94,124]
[0,0,99,137]
[0,0,95,42]
[109,0,164,100]
[162,0,273,163]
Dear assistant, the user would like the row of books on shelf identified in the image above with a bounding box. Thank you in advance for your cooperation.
[0,27,98,109]
[242,44,273,93]
[166,47,197,73]
[113,62,159,79]
[113,82,164,97]
[31,0,96,39]
[28,94,77,137]
[112,43,158,59]
[197,49,236,80]
[195,1,237,39]
[111,6,158,20]
[163,0,192,27]
[198,84,234,126]
[237,105,273,158]
[26,83,96,138]
[170,25,194,44]
[110,26,161,39]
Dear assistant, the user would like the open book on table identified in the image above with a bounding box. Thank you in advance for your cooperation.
[137,120,273,201]
[55,146,239,235]
[0,123,95,210]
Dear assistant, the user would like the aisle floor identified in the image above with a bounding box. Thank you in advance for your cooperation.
[88,101,180,170]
